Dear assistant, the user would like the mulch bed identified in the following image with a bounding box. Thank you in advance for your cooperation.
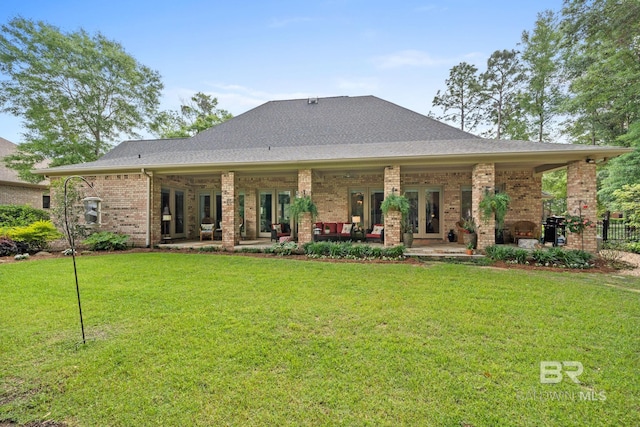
[0,247,627,273]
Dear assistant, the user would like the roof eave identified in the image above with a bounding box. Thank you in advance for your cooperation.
[36,146,633,176]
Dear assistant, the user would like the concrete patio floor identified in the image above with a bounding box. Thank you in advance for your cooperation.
[158,238,477,257]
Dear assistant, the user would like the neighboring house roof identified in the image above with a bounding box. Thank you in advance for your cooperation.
[39,95,632,175]
[0,137,49,187]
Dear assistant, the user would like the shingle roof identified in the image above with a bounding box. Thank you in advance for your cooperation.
[40,95,631,174]
[190,95,480,149]
[0,137,49,185]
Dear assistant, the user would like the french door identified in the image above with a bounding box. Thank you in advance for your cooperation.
[199,190,245,230]
[161,187,186,238]
[404,187,442,238]
[349,189,383,230]
[258,189,292,237]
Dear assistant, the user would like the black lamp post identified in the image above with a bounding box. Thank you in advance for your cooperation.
[162,205,172,243]
[63,176,102,345]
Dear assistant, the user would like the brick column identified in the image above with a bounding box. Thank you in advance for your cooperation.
[297,169,313,245]
[383,165,401,247]
[245,190,257,240]
[472,163,496,250]
[566,160,597,252]
[221,172,239,250]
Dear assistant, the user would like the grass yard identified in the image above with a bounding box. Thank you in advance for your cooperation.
[1,253,639,426]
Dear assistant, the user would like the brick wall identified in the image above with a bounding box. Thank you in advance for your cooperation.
[49,174,151,247]
[383,166,401,246]
[297,169,313,244]
[472,163,496,249]
[0,184,46,207]
[497,170,543,242]
[221,172,239,250]
[313,171,384,222]
[566,161,597,252]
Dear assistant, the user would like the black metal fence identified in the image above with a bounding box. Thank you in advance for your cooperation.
[599,221,640,242]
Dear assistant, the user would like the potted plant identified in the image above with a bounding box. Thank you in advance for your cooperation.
[461,217,477,248]
[402,217,414,248]
[479,191,511,244]
[289,195,318,239]
[380,193,411,246]
[465,241,475,255]
[380,193,410,217]
[289,195,318,221]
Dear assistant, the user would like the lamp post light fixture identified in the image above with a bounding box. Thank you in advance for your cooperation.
[162,205,172,243]
[63,176,102,345]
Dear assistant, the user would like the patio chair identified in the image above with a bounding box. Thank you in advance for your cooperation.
[200,218,215,241]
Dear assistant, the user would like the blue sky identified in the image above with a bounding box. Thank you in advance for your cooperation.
[1,0,563,144]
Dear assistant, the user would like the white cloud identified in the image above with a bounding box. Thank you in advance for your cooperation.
[415,4,438,12]
[373,49,490,70]
[268,16,314,28]
[373,50,449,69]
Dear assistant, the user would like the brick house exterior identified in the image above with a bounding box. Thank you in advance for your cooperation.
[0,137,49,208]
[39,96,629,252]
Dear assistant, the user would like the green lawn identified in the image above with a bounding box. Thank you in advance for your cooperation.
[1,253,639,426]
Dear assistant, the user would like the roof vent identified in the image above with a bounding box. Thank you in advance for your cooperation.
[308,97,318,104]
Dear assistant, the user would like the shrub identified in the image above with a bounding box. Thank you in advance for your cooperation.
[236,247,262,254]
[328,242,344,258]
[5,220,62,253]
[484,245,593,269]
[0,237,19,256]
[514,249,529,264]
[302,241,404,260]
[304,242,331,257]
[624,242,640,254]
[381,245,405,259]
[531,249,555,266]
[484,245,516,261]
[83,231,130,251]
[270,241,298,256]
[0,205,49,227]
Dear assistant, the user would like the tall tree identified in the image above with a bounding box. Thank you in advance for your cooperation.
[560,0,640,146]
[479,49,527,140]
[560,0,640,210]
[432,62,484,133]
[0,17,163,182]
[150,92,232,138]
[520,10,564,142]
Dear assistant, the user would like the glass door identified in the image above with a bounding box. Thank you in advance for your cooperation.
[174,190,185,235]
[198,193,213,225]
[405,190,419,234]
[370,190,384,229]
[350,190,365,228]
[425,188,441,236]
[259,189,292,237]
[161,187,186,239]
[259,191,273,237]
[276,190,291,226]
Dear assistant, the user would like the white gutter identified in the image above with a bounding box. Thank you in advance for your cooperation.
[141,168,152,248]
